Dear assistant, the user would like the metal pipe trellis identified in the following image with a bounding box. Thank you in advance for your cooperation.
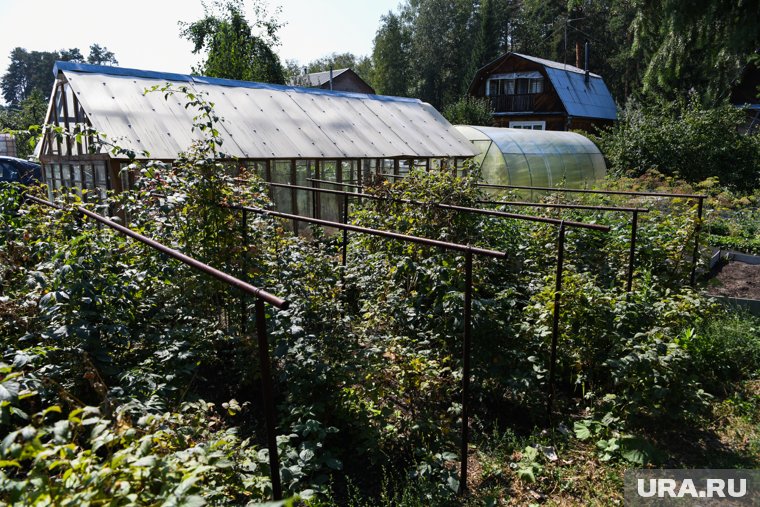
[477,199,649,293]
[228,202,506,495]
[476,182,706,286]
[263,181,610,232]
[242,180,613,426]
[24,194,287,501]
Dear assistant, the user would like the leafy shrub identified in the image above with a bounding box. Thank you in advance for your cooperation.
[593,96,760,191]
[686,311,760,389]
[441,96,493,126]
[0,362,275,505]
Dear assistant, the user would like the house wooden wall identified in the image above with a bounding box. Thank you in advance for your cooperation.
[470,58,565,115]
[321,71,375,94]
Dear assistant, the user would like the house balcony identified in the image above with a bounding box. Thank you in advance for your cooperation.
[489,94,535,113]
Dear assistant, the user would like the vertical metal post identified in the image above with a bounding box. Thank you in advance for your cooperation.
[341,191,349,268]
[314,160,321,219]
[459,249,473,495]
[310,161,317,218]
[547,222,565,422]
[290,159,299,235]
[690,197,704,286]
[240,208,248,334]
[255,299,282,501]
[626,210,638,293]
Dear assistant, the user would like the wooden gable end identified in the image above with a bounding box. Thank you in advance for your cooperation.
[475,56,565,115]
[319,70,376,94]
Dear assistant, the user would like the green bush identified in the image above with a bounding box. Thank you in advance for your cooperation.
[686,311,760,389]
[441,96,493,126]
[594,96,760,191]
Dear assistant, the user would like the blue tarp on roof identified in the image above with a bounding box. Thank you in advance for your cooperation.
[53,61,416,104]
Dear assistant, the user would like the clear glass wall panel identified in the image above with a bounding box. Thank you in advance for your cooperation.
[271,160,292,214]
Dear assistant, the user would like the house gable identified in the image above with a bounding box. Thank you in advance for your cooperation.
[468,52,617,131]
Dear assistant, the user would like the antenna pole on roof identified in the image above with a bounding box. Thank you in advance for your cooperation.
[584,40,590,85]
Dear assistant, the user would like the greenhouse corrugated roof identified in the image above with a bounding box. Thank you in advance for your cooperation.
[54,61,476,160]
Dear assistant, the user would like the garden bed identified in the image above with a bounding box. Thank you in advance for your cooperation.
[707,260,760,300]
[706,260,760,316]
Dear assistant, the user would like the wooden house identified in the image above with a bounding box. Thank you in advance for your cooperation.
[468,52,617,132]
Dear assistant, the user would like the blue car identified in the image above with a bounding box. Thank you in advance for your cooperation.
[0,156,41,184]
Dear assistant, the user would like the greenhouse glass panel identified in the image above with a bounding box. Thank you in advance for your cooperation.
[320,161,339,222]
[525,155,551,188]
[271,160,292,214]
[295,160,313,218]
[480,142,508,185]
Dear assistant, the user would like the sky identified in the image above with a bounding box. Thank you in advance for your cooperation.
[0,0,401,77]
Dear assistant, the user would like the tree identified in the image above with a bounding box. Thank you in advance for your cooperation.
[87,44,118,66]
[59,48,85,63]
[0,89,48,158]
[372,12,411,97]
[180,0,285,84]
[407,0,479,109]
[1,45,117,106]
[1,48,59,106]
[594,96,760,191]
[632,0,760,104]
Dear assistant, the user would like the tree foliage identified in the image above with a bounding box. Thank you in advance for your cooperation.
[86,44,118,66]
[632,0,760,105]
[0,89,47,158]
[371,12,411,97]
[370,0,639,109]
[180,0,285,84]
[1,45,118,107]
[441,95,492,126]
[368,0,760,109]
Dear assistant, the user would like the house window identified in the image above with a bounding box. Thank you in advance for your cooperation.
[487,72,544,96]
[509,121,546,130]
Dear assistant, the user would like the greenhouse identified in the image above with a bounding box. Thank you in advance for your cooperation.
[38,61,477,216]
[454,125,606,189]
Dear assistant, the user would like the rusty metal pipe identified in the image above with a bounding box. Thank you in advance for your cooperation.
[25,193,287,502]
[479,199,648,213]
[477,182,706,200]
[690,196,704,286]
[259,182,609,232]
[256,298,283,500]
[241,208,249,333]
[74,206,289,309]
[627,210,638,293]
[547,222,565,422]
[459,249,473,495]
[232,204,508,259]
[307,177,363,190]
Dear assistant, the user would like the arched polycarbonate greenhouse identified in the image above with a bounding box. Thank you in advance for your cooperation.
[454,125,606,189]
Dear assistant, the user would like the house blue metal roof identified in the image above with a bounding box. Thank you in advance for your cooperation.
[511,53,617,120]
